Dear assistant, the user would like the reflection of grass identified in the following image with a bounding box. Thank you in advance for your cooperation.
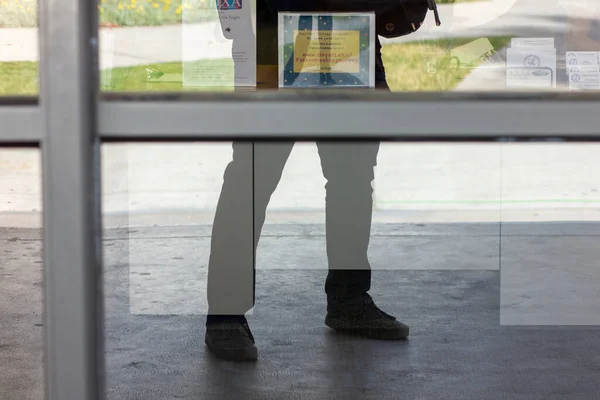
[1,0,484,27]
[0,0,218,27]
[0,0,37,27]
[0,61,38,95]
[102,60,234,91]
[0,37,511,95]
[98,0,218,27]
[0,60,233,95]
[382,37,511,91]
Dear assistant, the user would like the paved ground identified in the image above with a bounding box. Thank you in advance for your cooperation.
[2,221,600,399]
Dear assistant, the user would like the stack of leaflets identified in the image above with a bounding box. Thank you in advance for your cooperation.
[566,52,600,90]
[505,38,556,89]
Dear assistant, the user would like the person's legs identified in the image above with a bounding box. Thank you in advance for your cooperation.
[318,37,409,340]
[316,141,379,303]
[205,0,295,361]
[319,37,388,303]
[317,140,410,340]
[207,142,294,320]
[205,142,293,361]
[208,0,292,320]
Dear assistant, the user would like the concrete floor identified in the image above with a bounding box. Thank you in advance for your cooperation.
[2,222,600,400]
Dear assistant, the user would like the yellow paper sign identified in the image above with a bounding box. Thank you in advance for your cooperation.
[293,30,360,74]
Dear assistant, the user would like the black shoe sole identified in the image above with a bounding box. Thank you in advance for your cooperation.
[205,337,258,361]
[325,316,409,340]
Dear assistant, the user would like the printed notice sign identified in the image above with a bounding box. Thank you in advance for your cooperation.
[278,13,375,88]
[182,0,256,87]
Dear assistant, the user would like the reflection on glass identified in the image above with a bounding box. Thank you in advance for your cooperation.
[95,0,600,93]
[101,142,600,399]
[99,0,238,92]
[0,148,43,400]
[0,0,38,95]
[101,143,235,317]
[102,143,236,398]
[2,0,600,94]
[499,143,600,325]
[257,142,503,270]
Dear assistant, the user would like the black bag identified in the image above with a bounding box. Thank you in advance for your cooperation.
[375,0,441,38]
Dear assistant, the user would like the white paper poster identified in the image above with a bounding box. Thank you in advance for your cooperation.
[182,0,256,87]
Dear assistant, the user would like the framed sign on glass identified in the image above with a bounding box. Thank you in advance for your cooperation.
[278,12,376,88]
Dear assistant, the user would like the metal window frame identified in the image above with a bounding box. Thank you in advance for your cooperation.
[1,0,600,399]
[0,103,42,143]
[3,96,600,144]
[98,95,600,140]
[38,0,104,399]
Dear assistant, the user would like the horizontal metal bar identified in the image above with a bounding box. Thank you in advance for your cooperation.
[0,105,43,144]
[99,99,600,140]
[99,90,600,102]
[0,96,38,106]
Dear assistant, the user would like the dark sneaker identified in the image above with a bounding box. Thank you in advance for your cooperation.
[205,319,258,361]
[325,294,409,340]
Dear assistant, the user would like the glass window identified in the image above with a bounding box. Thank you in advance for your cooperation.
[98,0,600,93]
[100,141,600,399]
[0,0,39,96]
[500,142,600,325]
[0,148,43,400]
[101,142,249,398]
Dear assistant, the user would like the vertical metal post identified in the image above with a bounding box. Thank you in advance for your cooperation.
[39,0,104,397]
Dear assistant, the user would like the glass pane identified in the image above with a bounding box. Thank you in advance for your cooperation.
[0,148,44,400]
[258,142,503,272]
[101,142,255,398]
[102,141,600,398]
[0,0,39,96]
[100,0,600,94]
[500,143,600,325]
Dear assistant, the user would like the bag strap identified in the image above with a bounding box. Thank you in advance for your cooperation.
[427,0,442,26]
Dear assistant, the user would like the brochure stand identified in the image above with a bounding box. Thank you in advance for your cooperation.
[505,38,556,89]
[566,52,600,90]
